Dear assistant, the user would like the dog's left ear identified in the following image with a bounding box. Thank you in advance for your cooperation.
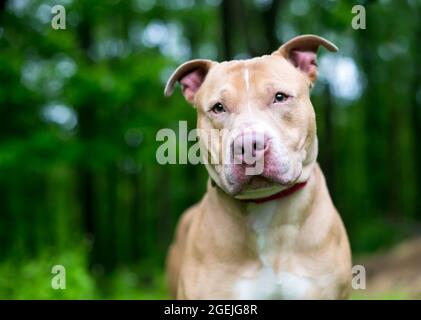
[273,35,338,84]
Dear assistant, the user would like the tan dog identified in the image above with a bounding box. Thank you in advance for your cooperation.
[164,35,352,299]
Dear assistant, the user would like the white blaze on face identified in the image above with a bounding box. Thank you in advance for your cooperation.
[244,67,250,90]
[244,65,252,117]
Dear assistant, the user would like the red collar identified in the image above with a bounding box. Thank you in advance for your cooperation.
[241,181,308,204]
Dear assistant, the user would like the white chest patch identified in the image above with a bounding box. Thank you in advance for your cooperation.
[233,202,315,299]
[235,268,314,300]
[247,202,276,255]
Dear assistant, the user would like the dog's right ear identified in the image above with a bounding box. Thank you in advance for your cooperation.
[164,59,216,105]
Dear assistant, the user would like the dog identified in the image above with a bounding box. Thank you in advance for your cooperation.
[164,35,352,299]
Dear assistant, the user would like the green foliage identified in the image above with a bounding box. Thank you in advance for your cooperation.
[0,248,96,299]
[0,246,168,299]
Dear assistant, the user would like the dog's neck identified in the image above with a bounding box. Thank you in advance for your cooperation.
[208,164,319,218]
[205,165,320,263]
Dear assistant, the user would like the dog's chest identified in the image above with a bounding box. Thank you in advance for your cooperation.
[234,267,315,299]
[233,202,315,299]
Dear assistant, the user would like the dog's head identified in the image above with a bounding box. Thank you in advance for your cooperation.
[165,35,337,199]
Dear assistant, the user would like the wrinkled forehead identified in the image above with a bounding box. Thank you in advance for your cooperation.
[197,55,308,102]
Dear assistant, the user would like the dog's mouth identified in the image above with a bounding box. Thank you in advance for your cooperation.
[244,176,275,190]
[226,161,298,194]
[227,164,303,200]
[233,173,305,200]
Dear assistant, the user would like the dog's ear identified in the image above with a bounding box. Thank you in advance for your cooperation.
[164,59,216,105]
[274,35,338,83]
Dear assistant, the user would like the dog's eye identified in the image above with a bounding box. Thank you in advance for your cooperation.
[274,92,288,103]
[210,102,225,114]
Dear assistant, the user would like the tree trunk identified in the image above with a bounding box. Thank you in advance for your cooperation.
[220,0,236,59]
[321,83,335,192]
[410,5,421,215]
[76,17,98,267]
[262,0,283,51]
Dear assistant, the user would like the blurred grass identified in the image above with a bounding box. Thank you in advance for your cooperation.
[0,247,169,299]
[351,292,412,300]
[1,246,413,300]
[1,248,411,300]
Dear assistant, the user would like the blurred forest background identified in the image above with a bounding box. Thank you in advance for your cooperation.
[0,0,420,299]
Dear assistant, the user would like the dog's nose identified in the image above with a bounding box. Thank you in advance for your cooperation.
[232,131,268,164]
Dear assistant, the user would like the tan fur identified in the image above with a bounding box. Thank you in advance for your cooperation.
[168,165,351,299]
[165,35,352,299]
